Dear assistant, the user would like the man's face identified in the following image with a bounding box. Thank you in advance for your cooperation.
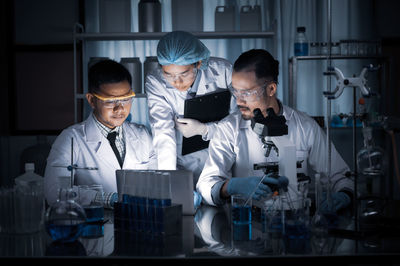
[86,80,133,129]
[161,63,199,92]
[231,71,276,120]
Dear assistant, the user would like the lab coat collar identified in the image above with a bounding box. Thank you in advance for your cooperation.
[84,113,122,169]
[121,123,142,167]
[196,65,218,95]
[281,102,295,122]
[85,113,105,143]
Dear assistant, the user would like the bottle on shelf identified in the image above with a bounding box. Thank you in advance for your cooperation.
[138,0,161,32]
[294,26,309,56]
[15,163,43,188]
[309,42,320,56]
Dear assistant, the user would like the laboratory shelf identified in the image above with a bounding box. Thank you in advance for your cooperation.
[74,31,275,41]
[290,55,384,61]
[73,22,277,123]
[75,93,147,99]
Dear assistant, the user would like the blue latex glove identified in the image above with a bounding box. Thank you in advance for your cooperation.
[227,175,288,200]
[263,175,289,192]
[194,190,202,209]
[109,193,118,209]
[320,191,351,213]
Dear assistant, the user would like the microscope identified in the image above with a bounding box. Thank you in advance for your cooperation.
[251,108,310,210]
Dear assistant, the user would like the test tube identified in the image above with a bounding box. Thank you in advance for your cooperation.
[160,172,172,207]
[136,171,148,232]
[147,171,157,233]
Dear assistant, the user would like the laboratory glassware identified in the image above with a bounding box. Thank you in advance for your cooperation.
[231,194,252,241]
[357,126,385,196]
[45,188,87,243]
[294,27,309,56]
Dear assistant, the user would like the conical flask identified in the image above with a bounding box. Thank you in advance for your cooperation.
[45,188,87,243]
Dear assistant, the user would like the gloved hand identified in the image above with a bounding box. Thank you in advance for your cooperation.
[320,191,351,213]
[176,118,207,138]
[109,192,118,209]
[194,190,202,209]
[227,176,273,200]
[263,175,289,192]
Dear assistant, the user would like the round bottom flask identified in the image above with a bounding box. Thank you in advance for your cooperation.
[45,188,87,243]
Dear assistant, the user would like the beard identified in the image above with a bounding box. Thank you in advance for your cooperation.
[238,105,252,120]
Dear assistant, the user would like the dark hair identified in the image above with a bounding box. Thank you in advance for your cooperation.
[88,59,132,93]
[233,49,279,83]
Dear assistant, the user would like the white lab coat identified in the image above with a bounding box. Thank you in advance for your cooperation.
[145,57,235,184]
[197,104,353,206]
[44,113,157,206]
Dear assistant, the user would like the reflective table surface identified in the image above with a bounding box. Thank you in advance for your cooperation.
[1,202,400,263]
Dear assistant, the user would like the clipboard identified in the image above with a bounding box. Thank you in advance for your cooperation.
[182,89,231,155]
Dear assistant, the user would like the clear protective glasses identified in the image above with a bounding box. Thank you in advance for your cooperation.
[92,90,135,109]
[163,67,198,83]
[229,81,271,102]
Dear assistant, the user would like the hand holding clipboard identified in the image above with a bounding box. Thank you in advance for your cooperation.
[181,90,232,155]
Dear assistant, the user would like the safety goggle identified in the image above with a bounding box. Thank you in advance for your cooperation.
[92,90,135,108]
[228,82,271,102]
[163,67,198,82]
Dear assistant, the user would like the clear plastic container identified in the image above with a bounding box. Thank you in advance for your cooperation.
[15,163,43,188]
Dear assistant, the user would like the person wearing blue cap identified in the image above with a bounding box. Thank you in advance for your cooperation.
[145,31,236,208]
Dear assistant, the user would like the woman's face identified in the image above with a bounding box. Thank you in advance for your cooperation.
[161,63,199,92]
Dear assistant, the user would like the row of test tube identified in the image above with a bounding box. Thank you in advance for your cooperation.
[114,171,172,235]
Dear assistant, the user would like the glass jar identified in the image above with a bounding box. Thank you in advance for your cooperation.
[340,40,349,55]
[365,40,376,55]
[331,42,340,55]
[45,188,87,243]
[320,42,328,55]
[310,42,320,56]
[348,40,358,56]
[357,41,367,56]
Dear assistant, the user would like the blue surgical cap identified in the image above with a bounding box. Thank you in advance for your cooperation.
[157,31,210,70]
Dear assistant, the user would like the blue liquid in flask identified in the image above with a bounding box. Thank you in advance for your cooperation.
[46,221,85,243]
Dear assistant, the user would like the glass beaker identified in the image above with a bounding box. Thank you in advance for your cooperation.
[282,196,311,254]
[45,188,87,243]
[79,184,105,238]
[231,194,252,241]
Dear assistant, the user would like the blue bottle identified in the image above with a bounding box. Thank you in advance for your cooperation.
[294,26,309,56]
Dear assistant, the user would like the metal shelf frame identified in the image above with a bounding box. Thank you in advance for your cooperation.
[288,55,390,109]
[73,22,277,123]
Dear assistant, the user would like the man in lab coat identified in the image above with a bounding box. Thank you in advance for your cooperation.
[146,31,236,206]
[197,49,354,213]
[44,60,157,208]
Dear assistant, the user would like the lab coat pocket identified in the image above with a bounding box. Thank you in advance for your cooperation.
[129,161,150,170]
